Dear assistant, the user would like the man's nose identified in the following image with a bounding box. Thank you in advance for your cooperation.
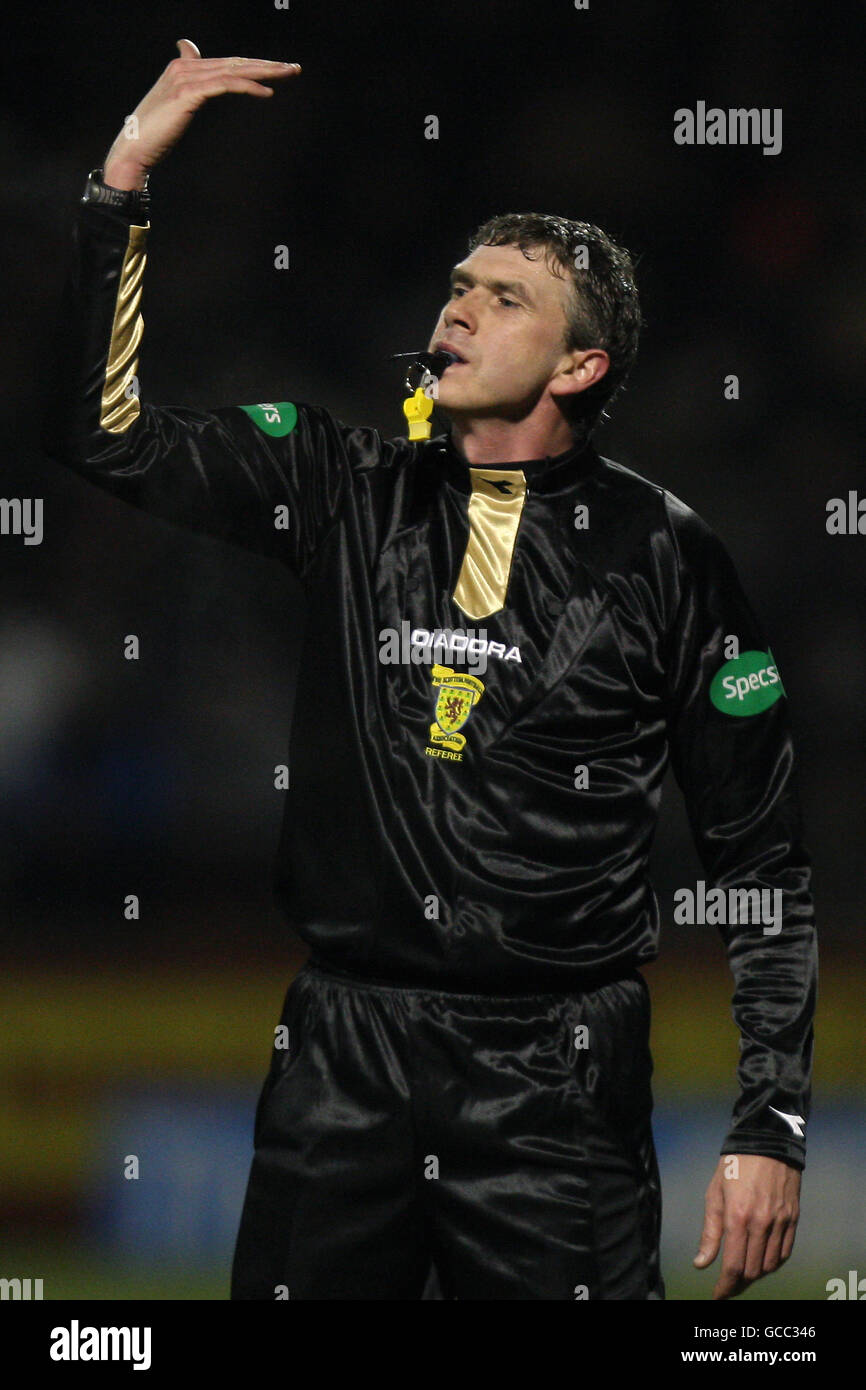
[444,299,474,332]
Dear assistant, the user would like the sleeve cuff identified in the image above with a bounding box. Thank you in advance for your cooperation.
[720,1132,806,1172]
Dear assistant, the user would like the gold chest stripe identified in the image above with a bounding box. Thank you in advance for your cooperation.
[99,223,149,434]
[453,468,527,620]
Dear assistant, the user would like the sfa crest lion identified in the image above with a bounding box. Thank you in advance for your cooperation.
[426,664,485,761]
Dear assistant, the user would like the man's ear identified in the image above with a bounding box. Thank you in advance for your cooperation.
[549,347,610,402]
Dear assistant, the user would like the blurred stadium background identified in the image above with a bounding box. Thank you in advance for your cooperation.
[2,0,863,1298]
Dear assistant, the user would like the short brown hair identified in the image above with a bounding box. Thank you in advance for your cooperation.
[467,212,643,438]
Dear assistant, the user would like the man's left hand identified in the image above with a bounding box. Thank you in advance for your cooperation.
[693,1153,801,1299]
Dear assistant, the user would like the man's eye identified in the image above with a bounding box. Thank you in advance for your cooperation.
[449,286,518,307]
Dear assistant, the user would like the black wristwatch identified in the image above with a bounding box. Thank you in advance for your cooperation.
[82,167,151,221]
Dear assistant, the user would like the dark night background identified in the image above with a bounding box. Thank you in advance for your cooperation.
[1,0,863,1298]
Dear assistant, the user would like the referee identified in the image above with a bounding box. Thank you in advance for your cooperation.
[45,41,817,1300]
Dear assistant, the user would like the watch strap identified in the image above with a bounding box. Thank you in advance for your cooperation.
[82,167,151,221]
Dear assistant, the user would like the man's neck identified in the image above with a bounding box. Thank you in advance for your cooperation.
[446,415,579,465]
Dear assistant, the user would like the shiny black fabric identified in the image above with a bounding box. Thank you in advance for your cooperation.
[231,961,665,1300]
[44,198,817,1176]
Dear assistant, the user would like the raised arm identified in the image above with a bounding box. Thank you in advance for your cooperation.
[102,38,299,191]
[43,41,358,575]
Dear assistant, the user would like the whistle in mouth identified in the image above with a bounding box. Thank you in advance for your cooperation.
[389,349,459,441]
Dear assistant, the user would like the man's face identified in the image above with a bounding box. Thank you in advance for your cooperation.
[426,242,578,421]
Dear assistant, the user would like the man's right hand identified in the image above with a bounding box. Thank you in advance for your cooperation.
[103,38,301,190]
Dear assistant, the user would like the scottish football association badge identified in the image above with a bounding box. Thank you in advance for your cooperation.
[426,664,485,761]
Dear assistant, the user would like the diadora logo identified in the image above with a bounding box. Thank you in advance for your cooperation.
[378,623,522,676]
[768,1107,805,1138]
[482,478,513,494]
[426,664,485,762]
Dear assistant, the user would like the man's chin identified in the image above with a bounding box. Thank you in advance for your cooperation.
[434,384,491,417]
[434,396,523,426]
[433,398,472,427]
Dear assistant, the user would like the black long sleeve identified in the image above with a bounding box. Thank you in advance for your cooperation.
[43,196,367,577]
[663,494,817,1169]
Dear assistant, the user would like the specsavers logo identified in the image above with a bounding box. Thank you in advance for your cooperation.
[239,402,298,437]
[426,664,485,762]
[710,649,786,716]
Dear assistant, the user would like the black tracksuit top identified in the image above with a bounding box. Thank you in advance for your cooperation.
[44,196,818,1169]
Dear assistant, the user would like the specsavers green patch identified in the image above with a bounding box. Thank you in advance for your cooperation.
[239,402,298,437]
[710,649,786,716]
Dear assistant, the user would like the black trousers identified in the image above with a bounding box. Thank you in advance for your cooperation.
[231,960,665,1300]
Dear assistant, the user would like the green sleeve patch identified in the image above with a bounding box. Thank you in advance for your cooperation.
[239,402,298,437]
[709,648,786,716]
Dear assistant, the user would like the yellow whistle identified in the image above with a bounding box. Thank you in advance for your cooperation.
[403,385,434,441]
